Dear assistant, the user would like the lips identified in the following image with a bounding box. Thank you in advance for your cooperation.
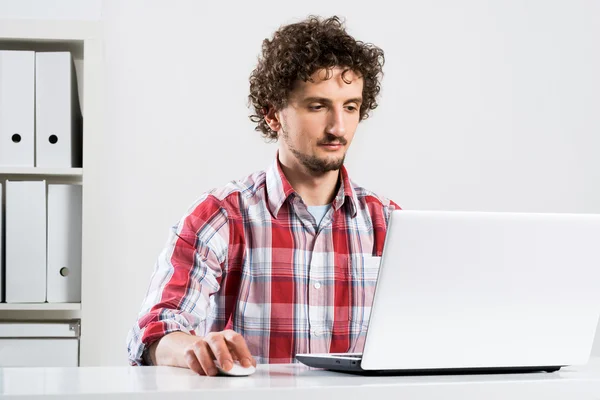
[319,143,344,150]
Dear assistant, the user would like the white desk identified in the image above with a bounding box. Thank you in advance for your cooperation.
[1,358,599,399]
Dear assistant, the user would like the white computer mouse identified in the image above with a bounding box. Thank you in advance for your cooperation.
[214,360,256,377]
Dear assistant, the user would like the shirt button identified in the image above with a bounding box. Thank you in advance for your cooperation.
[313,282,321,289]
[312,330,321,337]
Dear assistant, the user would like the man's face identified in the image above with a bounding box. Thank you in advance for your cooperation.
[271,67,363,175]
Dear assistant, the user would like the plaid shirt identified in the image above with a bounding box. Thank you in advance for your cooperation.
[127,157,400,365]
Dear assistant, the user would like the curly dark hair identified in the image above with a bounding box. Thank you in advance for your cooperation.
[248,15,385,141]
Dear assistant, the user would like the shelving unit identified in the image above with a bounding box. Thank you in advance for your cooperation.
[0,303,81,311]
[0,167,83,177]
[0,19,102,367]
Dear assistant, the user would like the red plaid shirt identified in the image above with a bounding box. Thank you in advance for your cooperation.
[127,157,400,365]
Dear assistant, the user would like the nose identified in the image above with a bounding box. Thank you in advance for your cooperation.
[325,106,346,137]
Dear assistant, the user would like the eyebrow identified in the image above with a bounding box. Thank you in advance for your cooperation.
[302,96,363,105]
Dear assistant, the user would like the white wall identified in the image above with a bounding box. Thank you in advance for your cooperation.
[86,0,600,365]
[0,0,101,20]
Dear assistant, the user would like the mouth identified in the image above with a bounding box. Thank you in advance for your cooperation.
[318,143,344,151]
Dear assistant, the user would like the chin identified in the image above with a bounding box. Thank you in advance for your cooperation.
[325,154,345,164]
[319,156,345,172]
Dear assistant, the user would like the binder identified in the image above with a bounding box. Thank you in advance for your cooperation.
[0,339,79,367]
[5,180,47,303]
[0,182,3,302]
[0,321,79,367]
[47,184,82,303]
[0,320,79,338]
[0,50,35,167]
[35,52,83,168]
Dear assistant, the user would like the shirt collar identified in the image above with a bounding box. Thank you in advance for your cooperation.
[266,155,358,219]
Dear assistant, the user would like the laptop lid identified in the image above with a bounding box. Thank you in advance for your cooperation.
[361,210,600,371]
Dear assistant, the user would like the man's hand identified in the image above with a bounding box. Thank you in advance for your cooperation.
[149,330,257,376]
[184,330,256,375]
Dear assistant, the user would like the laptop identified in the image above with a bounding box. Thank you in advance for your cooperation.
[296,210,600,375]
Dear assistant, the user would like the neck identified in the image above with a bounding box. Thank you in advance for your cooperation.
[278,154,340,206]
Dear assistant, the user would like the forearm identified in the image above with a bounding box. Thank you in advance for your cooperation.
[149,331,200,367]
[128,201,228,367]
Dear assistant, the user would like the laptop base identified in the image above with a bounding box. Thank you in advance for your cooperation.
[295,354,562,375]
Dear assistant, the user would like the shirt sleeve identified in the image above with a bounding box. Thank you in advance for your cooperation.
[126,195,229,366]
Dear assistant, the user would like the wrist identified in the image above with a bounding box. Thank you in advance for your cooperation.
[142,345,154,366]
[154,331,197,368]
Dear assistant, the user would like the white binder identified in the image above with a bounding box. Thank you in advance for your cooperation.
[35,52,83,168]
[0,320,79,338]
[0,321,79,367]
[47,184,82,303]
[0,182,3,302]
[5,180,47,303]
[0,339,79,367]
[0,50,35,167]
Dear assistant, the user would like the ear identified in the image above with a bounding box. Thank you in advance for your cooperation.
[264,106,282,132]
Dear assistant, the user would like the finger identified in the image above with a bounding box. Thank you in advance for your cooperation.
[222,330,256,367]
[205,333,234,371]
[226,343,239,361]
[195,340,218,376]
[184,341,205,375]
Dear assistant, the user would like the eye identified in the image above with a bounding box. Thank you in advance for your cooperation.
[345,105,358,112]
[309,105,324,111]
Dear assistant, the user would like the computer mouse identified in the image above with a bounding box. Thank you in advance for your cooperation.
[214,360,256,377]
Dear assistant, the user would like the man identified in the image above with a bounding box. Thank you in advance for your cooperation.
[127,15,400,375]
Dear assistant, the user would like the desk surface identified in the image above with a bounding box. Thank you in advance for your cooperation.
[1,358,599,399]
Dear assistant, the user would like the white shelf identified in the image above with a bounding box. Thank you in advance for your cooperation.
[0,303,81,311]
[0,19,100,41]
[0,17,103,366]
[0,167,82,177]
